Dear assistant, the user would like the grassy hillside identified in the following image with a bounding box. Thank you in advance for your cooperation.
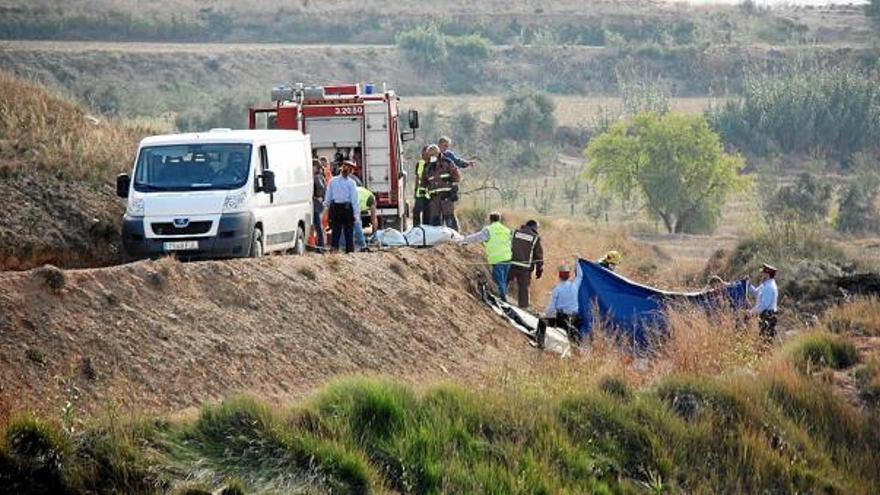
[1,314,878,493]
[0,72,150,269]
[0,0,873,46]
[1,40,874,127]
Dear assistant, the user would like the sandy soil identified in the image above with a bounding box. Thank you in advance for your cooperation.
[0,245,538,422]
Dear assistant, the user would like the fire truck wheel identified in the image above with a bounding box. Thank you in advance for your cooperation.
[293,226,306,256]
[250,228,264,258]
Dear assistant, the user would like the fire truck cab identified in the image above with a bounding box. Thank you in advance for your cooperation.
[249,83,419,230]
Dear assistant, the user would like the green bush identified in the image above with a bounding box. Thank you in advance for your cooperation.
[2,416,70,493]
[764,173,832,226]
[491,90,557,143]
[396,25,448,67]
[836,169,880,234]
[711,68,880,159]
[784,332,859,372]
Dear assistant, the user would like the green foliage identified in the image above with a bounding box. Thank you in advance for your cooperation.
[764,173,832,226]
[3,373,880,493]
[1,415,70,493]
[711,69,880,159]
[784,332,859,372]
[836,167,880,234]
[586,112,747,233]
[446,34,491,62]
[491,90,557,143]
[396,24,448,67]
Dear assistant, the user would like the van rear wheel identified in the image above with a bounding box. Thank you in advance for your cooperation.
[250,228,263,258]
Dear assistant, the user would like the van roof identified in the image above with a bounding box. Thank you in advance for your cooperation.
[140,129,306,147]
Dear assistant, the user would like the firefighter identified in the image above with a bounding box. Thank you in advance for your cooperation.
[421,151,460,229]
[355,185,379,251]
[324,160,359,253]
[508,219,544,309]
[311,159,326,251]
[412,145,437,227]
[598,250,622,271]
[461,212,512,302]
[437,136,471,230]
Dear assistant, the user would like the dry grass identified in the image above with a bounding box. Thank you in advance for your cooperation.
[823,297,880,337]
[0,71,150,182]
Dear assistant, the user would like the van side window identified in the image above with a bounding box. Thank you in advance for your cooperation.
[259,145,269,172]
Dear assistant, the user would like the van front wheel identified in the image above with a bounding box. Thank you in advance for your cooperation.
[250,228,264,258]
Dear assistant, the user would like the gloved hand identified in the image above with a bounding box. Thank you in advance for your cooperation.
[448,185,460,202]
[536,268,543,279]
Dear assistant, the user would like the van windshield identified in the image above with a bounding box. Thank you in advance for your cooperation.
[133,144,252,192]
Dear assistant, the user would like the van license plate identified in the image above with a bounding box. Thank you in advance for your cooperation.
[163,241,199,251]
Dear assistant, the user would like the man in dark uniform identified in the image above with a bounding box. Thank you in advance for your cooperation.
[508,219,544,309]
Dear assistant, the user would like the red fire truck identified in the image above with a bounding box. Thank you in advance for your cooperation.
[248,83,419,230]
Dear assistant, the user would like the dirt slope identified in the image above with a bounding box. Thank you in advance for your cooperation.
[0,245,534,422]
[0,171,124,270]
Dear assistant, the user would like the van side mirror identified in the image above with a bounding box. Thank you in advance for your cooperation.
[260,170,277,194]
[116,174,130,198]
[408,109,419,129]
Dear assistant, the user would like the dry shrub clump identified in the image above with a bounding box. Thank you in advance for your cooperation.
[822,296,880,337]
[0,72,150,182]
[656,304,763,376]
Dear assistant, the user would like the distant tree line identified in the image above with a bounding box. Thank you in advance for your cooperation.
[711,68,880,161]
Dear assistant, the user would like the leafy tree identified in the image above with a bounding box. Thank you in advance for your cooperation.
[586,112,747,234]
[491,90,556,143]
[764,173,832,225]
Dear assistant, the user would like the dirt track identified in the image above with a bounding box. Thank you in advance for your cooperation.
[0,245,536,421]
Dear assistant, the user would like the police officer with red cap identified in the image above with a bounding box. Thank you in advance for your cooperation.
[749,263,779,339]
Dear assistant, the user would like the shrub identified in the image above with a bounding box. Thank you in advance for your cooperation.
[764,173,832,226]
[2,415,70,492]
[711,68,880,159]
[396,25,448,67]
[784,332,859,372]
[491,90,557,143]
[836,171,880,234]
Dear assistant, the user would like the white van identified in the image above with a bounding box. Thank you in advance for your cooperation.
[116,129,312,260]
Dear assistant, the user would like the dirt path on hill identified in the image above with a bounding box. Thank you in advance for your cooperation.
[0,245,537,422]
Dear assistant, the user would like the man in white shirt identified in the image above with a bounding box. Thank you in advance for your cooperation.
[324,160,360,253]
[535,261,583,349]
[749,263,779,339]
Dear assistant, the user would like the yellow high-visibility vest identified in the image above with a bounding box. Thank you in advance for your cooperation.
[485,222,512,265]
[415,160,428,199]
[357,187,374,214]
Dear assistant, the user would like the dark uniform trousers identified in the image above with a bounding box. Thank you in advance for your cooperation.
[508,267,532,308]
[329,202,355,253]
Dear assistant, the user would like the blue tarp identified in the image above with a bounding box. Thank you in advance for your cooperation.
[576,259,749,347]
